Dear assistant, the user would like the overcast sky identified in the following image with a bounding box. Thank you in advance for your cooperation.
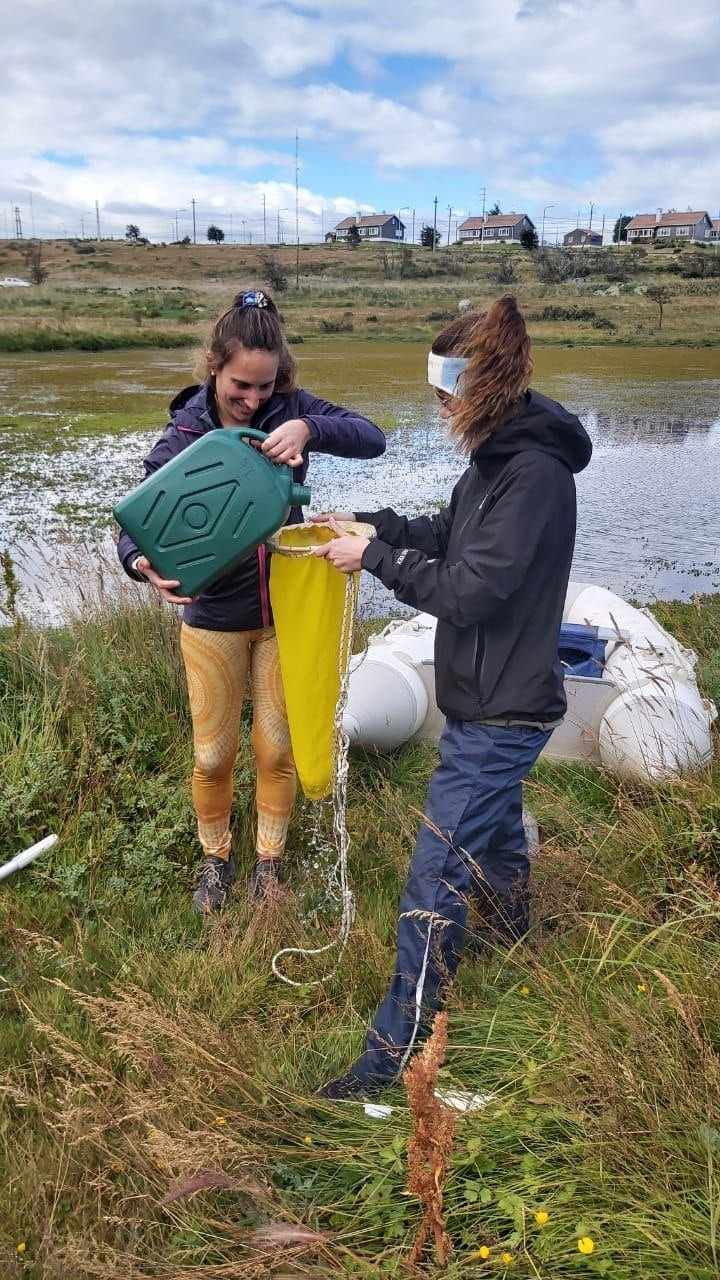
[3,0,719,243]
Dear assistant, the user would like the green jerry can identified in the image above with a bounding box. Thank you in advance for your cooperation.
[113,427,311,596]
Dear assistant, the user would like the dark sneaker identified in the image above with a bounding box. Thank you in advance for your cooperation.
[318,1070,388,1101]
[249,857,283,901]
[191,855,236,915]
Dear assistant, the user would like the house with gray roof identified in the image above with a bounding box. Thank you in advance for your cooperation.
[334,213,405,243]
[710,219,720,242]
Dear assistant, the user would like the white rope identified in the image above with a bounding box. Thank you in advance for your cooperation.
[271,570,358,987]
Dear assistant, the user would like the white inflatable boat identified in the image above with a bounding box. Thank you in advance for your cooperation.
[343,583,717,782]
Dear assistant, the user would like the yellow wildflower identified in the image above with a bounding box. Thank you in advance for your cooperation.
[636,982,647,993]
[303,1134,313,1146]
[534,1209,549,1226]
[213,1115,227,1126]
[469,1244,491,1260]
[578,1236,595,1254]
[519,985,530,997]
[501,1251,514,1264]
[16,1242,27,1255]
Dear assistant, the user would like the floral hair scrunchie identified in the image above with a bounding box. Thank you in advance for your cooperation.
[237,289,269,309]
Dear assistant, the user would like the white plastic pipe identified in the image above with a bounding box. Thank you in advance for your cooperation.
[0,834,58,882]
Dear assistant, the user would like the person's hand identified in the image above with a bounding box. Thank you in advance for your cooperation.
[310,511,354,525]
[134,556,195,605]
[313,518,369,572]
[260,419,311,467]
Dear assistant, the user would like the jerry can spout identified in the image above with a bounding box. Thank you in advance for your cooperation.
[290,482,311,506]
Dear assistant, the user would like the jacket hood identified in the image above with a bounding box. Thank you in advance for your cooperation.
[473,389,592,475]
[169,382,215,428]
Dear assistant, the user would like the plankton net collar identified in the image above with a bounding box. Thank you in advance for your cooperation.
[427,351,469,395]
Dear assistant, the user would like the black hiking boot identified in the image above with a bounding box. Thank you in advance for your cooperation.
[249,857,284,901]
[191,854,236,915]
[318,1070,387,1101]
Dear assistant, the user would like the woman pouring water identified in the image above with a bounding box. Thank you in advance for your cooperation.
[116,290,385,914]
[312,295,592,1097]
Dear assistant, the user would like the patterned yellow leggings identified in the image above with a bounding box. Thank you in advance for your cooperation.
[180,623,296,862]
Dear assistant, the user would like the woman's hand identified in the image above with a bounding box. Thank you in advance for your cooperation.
[310,511,354,524]
[261,419,311,467]
[313,518,369,572]
[134,556,195,605]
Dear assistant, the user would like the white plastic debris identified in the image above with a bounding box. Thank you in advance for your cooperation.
[0,834,58,882]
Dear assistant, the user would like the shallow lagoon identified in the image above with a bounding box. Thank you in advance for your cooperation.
[1,341,719,621]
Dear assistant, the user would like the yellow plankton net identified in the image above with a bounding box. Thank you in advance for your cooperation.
[269,521,372,799]
[268,520,374,985]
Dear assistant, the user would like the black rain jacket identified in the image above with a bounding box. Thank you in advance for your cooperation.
[357,389,592,725]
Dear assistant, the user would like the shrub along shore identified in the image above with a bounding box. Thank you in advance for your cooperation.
[0,587,719,1277]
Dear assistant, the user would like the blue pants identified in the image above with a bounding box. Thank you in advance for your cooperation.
[354,719,552,1084]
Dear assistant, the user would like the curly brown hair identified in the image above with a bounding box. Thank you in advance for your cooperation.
[432,295,532,451]
[198,290,297,392]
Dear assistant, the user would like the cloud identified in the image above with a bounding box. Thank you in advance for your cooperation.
[1,0,718,238]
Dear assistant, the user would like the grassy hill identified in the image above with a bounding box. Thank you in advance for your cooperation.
[1,236,719,352]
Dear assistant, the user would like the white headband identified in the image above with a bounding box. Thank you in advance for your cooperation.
[427,352,468,395]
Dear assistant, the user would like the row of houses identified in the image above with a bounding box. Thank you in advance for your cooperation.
[333,209,720,246]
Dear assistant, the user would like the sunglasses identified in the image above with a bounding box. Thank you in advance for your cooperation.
[434,387,453,406]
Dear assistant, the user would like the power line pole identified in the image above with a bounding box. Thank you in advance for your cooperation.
[95,199,101,241]
[80,213,86,239]
[588,202,595,233]
[29,192,35,238]
[411,207,416,244]
[191,198,197,244]
[432,195,438,251]
[277,209,281,243]
[295,130,300,290]
[14,205,23,238]
[262,192,267,244]
[447,205,453,247]
[600,212,605,244]
[480,186,486,249]
[229,212,233,244]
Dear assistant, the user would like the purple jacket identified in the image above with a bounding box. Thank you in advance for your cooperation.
[117,380,385,631]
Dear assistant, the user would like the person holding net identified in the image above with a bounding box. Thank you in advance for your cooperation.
[116,290,385,914]
[312,295,592,1096]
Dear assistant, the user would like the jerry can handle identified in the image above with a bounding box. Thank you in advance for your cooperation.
[233,427,269,445]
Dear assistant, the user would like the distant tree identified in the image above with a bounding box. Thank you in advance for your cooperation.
[347,223,361,248]
[179,235,191,246]
[488,203,501,216]
[23,240,48,285]
[261,253,288,292]
[125,224,141,242]
[520,227,539,251]
[207,224,225,243]
[324,231,337,243]
[613,215,633,243]
[646,284,671,329]
[420,224,441,249]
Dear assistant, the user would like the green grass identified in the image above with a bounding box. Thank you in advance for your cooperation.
[0,329,198,352]
[1,588,719,1277]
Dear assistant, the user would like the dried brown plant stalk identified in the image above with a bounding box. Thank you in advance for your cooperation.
[403,1011,457,1268]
